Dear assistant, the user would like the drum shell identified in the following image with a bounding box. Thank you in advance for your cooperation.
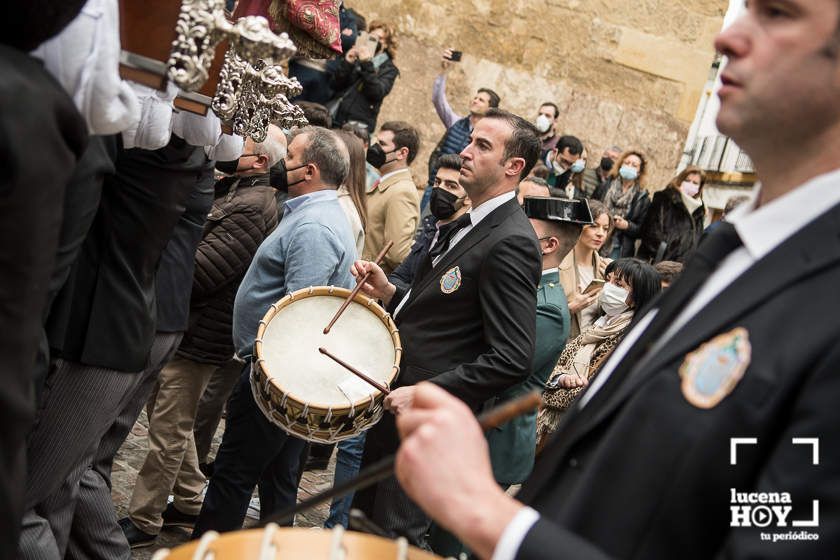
[157,527,442,559]
[252,286,401,444]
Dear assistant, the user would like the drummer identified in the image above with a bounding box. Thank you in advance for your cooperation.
[349,109,543,545]
[192,127,358,536]
[428,196,589,555]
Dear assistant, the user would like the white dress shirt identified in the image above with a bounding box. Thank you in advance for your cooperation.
[392,190,516,318]
[492,167,840,560]
[32,0,140,135]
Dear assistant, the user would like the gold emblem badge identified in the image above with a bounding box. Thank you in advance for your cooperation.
[679,327,751,409]
[440,266,462,294]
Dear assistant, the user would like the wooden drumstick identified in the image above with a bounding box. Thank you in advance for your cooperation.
[323,240,394,334]
[260,391,542,527]
[319,347,391,395]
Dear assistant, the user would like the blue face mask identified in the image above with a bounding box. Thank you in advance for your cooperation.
[619,165,639,181]
[570,159,586,174]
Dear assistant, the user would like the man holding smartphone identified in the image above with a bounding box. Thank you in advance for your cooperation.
[422,48,501,210]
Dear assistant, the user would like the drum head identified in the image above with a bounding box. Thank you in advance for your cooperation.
[260,293,396,409]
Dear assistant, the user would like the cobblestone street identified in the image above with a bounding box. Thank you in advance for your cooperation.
[111,411,336,559]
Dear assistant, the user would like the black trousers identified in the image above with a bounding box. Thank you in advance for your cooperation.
[352,412,430,547]
[192,365,307,536]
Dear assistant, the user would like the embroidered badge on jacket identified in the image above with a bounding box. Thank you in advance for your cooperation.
[679,327,751,409]
[440,266,462,294]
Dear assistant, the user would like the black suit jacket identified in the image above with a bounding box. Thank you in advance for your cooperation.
[513,201,840,559]
[48,136,208,372]
[390,197,542,409]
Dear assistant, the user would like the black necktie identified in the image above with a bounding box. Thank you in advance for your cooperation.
[428,213,472,260]
[603,222,744,382]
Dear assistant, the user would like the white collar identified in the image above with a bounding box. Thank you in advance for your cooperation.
[378,168,411,184]
[542,267,559,277]
[466,191,516,227]
[728,167,840,261]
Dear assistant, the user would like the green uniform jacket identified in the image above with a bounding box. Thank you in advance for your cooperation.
[486,268,570,485]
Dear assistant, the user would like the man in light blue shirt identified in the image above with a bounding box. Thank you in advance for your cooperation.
[194,127,356,535]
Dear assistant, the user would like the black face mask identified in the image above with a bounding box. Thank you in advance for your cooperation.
[215,157,240,175]
[600,157,614,172]
[429,187,464,220]
[366,143,395,169]
[215,152,261,176]
[270,160,308,192]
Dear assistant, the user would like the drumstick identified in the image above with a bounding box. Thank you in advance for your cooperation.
[323,240,394,334]
[260,391,542,527]
[319,347,391,395]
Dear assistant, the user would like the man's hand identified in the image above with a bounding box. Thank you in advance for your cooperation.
[567,290,600,315]
[384,386,415,414]
[613,215,629,231]
[441,48,454,72]
[395,383,525,560]
[351,260,396,305]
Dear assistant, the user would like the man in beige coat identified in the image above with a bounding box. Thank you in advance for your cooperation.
[364,121,421,274]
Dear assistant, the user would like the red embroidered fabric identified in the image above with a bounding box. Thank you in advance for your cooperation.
[234,0,341,59]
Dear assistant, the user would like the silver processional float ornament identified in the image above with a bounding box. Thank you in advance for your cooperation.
[166,0,308,141]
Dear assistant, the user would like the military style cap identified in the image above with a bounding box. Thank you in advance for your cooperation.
[523,196,593,225]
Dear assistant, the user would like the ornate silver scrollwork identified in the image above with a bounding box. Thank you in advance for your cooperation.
[167,2,297,93]
[168,0,306,140]
[167,0,228,91]
[215,56,308,142]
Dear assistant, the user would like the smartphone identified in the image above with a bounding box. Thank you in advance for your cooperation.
[355,31,379,53]
[448,50,463,62]
[583,279,605,294]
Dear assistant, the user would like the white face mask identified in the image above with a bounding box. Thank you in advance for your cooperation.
[680,181,700,198]
[599,282,630,316]
[570,159,586,174]
[535,114,553,133]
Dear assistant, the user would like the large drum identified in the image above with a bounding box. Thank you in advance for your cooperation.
[151,525,442,559]
[252,286,401,443]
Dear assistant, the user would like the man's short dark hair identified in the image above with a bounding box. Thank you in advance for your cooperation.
[544,220,583,246]
[436,153,462,172]
[529,162,550,179]
[380,121,421,164]
[291,126,349,187]
[482,108,541,179]
[557,135,583,156]
[295,101,332,128]
[653,260,683,285]
[478,88,501,108]
[342,122,371,146]
[522,176,549,187]
[540,102,559,119]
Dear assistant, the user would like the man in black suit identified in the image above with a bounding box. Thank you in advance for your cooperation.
[393,1,840,558]
[0,7,87,556]
[351,109,543,544]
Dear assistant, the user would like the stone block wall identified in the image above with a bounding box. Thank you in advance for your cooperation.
[346,0,727,190]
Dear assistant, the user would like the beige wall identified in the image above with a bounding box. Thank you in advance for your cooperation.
[346,0,727,190]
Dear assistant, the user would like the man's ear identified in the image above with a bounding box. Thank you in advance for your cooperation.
[253,154,269,171]
[505,157,526,178]
[397,146,410,161]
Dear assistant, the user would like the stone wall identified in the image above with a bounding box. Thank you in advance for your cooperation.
[344,0,727,190]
